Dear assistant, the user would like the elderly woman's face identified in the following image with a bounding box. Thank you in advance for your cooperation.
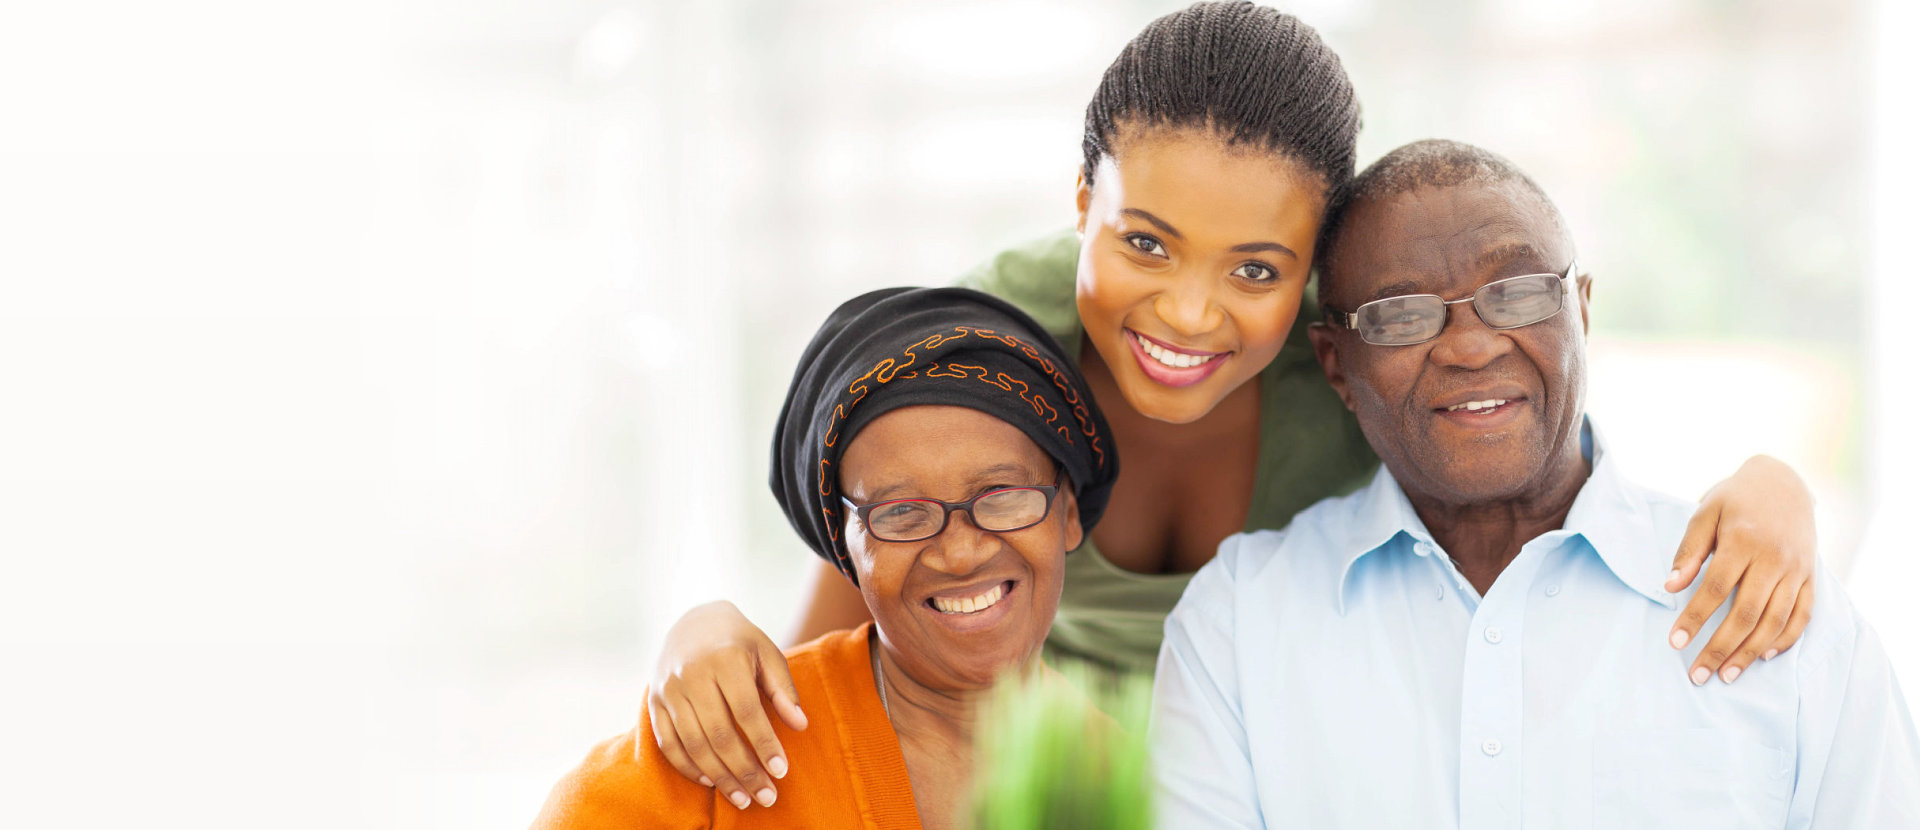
[839,405,1081,690]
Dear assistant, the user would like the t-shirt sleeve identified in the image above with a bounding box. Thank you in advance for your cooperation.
[953,230,1084,347]
[528,714,714,830]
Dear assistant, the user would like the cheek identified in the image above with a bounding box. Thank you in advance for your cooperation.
[1341,350,1402,405]
[847,540,908,601]
[1077,250,1153,320]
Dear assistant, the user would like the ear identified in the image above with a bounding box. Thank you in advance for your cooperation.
[1058,479,1085,553]
[1075,172,1093,237]
[1308,322,1357,412]
[1576,269,1593,337]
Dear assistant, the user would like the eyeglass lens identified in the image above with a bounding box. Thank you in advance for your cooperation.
[1356,273,1565,346]
[866,488,1050,541]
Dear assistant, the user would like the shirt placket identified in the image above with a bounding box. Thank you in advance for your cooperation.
[1451,535,1558,830]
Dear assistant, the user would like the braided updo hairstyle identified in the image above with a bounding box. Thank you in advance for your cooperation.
[1082,1,1360,192]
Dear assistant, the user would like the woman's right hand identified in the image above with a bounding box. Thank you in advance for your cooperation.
[642,600,808,810]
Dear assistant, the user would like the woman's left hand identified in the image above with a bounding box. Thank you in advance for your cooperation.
[1665,454,1817,685]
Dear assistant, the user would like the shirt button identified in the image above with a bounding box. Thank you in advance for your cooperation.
[1482,738,1502,756]
[1545,585,1561,597]
[1484,626,1504,644]
[1415,542,1435,557]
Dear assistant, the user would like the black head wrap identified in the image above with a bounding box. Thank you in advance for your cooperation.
[771,287,1118,585]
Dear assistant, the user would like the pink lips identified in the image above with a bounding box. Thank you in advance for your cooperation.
[1125,329,1230,388]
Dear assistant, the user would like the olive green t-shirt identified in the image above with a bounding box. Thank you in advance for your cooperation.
[957,230,1379,675]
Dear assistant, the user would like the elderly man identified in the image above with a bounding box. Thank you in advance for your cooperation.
[1150,139,1920,829]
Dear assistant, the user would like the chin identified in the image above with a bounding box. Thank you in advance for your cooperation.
[1120,379,1228,425]
[1423,451,1554,501]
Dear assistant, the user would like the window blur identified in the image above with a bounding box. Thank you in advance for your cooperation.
[0,1,1913,827]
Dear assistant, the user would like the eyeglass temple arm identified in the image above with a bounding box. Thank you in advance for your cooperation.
[1321,304,1359,330]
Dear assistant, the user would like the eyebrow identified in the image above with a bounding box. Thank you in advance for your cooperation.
[1120,208,1299,260]
[861,463,1039,502]
[1229,240,1299,260]
[1120,208,1185,241]
[1474,242,1549,273]
[1362,280,1424,304]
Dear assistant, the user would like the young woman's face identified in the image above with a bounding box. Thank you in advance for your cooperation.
[838,405,1081,690]
[1075,126,1327,424]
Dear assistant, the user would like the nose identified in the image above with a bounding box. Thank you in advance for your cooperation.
[1151,270,1225,338]
[1426,302,1512,370]
[922,510,1000,576]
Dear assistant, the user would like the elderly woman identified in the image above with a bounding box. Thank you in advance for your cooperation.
[530,287,1119,829]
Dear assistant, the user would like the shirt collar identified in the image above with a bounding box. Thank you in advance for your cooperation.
[1562,419,1679,608]
[1334,417,1679,614]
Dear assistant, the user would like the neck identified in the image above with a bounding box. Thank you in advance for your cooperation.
[872,636,1038,750]
[1404,446,1591,595]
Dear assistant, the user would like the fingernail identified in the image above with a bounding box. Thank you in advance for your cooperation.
[794,705,807,726]
[699,775,713,788]
[1721,666,1741,683]
[1763,649,1779,661]
[755,788,776,807]
[728,792,750,810]
[1670,629,1690,649]
[1690,666,1710,686]
[768,756,788,778]
[1667,568,1681,587]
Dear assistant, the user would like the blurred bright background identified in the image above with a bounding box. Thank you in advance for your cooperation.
[1,0,1915,826]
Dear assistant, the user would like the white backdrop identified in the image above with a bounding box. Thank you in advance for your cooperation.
[1,1,1913,827]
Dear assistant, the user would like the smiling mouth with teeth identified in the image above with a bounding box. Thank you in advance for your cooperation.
[1130,331,1222,370]
[1444,399,1510,413]
[929,581,1015,615]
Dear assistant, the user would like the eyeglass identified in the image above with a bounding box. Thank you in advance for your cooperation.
[842,471,1063,543]
[1323,260,1578,346]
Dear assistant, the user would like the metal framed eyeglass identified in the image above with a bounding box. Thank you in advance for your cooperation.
[842,471,1063,543]
[1323,259,1578,346]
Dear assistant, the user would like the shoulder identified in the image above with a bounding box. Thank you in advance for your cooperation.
[1188,491,1366,599]
[1794,562,1866,679]
[530,728,711,830]
[782,625,870,679]
[1627,481,1699,542]
[953,230,1082,344]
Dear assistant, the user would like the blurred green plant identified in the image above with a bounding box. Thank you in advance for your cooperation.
[968,666,1154,830]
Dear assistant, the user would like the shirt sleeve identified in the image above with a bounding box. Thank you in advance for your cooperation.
[951,230,1085,345]
[1787,569,1920,828]
[1151,533,1267,830]
[528,715,714,830]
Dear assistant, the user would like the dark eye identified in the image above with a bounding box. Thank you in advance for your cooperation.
[1123,233,1167,257]
[876,503,921,521]
[1232,261,1278,282]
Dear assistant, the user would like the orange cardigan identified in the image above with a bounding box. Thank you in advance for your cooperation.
[530,624,924,829]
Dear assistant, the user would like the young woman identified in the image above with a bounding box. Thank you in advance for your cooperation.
[532,288,1121,828]
[643,2,1820,811]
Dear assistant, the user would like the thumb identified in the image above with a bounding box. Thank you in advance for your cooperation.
[757,643,808,731]
[1667,500,1720,592]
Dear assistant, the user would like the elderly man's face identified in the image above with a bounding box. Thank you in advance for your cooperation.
[1310,182,1592,505]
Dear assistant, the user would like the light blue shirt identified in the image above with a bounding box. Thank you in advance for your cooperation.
[1152,425,1920,829]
